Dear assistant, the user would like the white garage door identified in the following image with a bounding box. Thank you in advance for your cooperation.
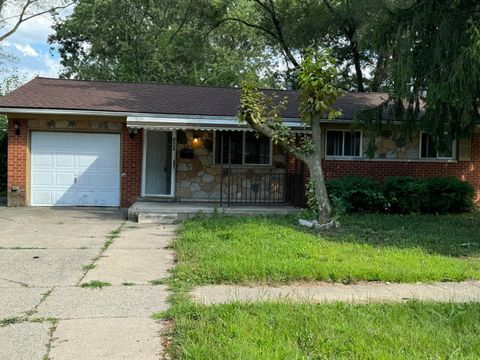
[30,132,120,207]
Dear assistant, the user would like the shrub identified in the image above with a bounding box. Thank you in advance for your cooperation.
[419,177,474,214]
[383,177,424,214]
[326,176,388,214]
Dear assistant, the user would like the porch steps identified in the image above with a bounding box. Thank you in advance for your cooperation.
[137,213,179,224]
[128,201,299,224]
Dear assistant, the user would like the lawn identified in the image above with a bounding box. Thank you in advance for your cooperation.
[165,301,480,359]
[173,214,480,284]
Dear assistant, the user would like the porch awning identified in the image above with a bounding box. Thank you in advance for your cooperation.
[126,115,305,131]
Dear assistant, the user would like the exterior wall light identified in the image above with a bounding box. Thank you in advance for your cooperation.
[128,128,138,139]
[14,122,20,136]
[192,132,202,148]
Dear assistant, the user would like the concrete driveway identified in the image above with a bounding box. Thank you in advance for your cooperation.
[0,207,175,360]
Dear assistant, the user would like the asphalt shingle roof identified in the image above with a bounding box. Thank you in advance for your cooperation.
[0,77,390,119]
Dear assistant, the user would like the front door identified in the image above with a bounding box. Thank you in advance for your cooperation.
[143,130,175,196]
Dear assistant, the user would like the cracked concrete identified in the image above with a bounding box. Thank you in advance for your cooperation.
[0,208,175,360]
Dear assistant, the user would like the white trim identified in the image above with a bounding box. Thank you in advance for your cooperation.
[128,116,303,130]
[141,129,176,198]
[419,131,456,160]
[324,129,363,159]
[212,130,273,166]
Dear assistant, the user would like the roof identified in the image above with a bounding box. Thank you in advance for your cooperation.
[0,77,389,120]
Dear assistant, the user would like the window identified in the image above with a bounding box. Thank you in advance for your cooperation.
[420,132,455,159]
[325,130,362,157]
[214,131,271,165]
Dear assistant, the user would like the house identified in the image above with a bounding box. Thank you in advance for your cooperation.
[0,77,478,209]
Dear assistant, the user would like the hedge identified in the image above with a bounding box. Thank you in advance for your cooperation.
[308,176,475,215]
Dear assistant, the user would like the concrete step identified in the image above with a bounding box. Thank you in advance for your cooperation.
[137,213,179,224]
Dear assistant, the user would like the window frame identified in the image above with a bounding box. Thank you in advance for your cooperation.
[324,129,363,159]
[213,130,273,166]
[419,131,456,160]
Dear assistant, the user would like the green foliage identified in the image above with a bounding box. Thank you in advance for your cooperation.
[173,215,480,284]
[307,176,475,215]
[326,176,388,214]
[420,177,475,214]
[383,176,423,214]
[376,0,480,141]
[297,49,343,123]
[49,0,279,87]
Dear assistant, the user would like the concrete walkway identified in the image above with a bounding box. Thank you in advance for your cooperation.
[0,208,175,360]
[191,281,480,305]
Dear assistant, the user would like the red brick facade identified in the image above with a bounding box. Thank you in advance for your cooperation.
[7,119,28,206]
[6,117,480,207]
[120,125,143,207]
[287,133,480,203]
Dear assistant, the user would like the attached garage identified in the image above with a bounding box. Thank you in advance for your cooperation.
[30,132,120,207]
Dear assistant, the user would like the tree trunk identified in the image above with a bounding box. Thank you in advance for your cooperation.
[309,117,333,224]
[351,42,365,92]
[305,155,332,224]
[345,28,365,92]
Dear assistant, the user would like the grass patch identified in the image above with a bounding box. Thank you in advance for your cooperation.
[80,280,111,289]
[149,278,167,286]
[82,263,96,271]
[165,301,480,359]
[173,214,480,284]
[122,282,135,286]
[104,227,122,246]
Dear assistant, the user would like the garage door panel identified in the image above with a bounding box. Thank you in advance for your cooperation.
[55,153,75,167]
[76,173,119,188]
[31,132,120,207]
[31,191,53,206]
[31,171,53,186]
[55,172,75,186]
[31,152,53,167]
[52,134,77,150]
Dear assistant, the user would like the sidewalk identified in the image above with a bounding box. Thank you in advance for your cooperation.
[191,281,480,305]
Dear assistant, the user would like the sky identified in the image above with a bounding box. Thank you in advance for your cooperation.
[0,3,74,87]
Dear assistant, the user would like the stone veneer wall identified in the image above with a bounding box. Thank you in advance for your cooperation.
[362,132,420,159]
[28,119,123,132]
[175,130,287,201]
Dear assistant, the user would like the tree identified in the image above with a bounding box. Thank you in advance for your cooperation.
[375,0,480,145]
[0,0,72,42]
[215,0,392,91]
[49,0,280,87]
[238,51,342,226]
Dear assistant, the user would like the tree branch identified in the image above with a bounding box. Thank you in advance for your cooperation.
[0,1,73,42]
[242,111,307,162]
[214,17,278,39]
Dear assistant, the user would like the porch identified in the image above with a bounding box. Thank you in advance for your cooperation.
[131,121,307,208]
[128,201,300,223]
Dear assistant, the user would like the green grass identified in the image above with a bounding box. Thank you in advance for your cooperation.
[80,280,111,289]
[164,301,480,359]
[173,214,480,284]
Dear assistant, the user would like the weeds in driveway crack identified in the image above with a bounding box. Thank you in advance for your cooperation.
[42,319,58,360]
[77,222,124,285]
[81,280,112,289]
[0,316,23,327]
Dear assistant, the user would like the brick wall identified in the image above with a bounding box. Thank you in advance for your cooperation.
[287,133,480,203]
[121,125,143,207]
[7,119,28,206]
